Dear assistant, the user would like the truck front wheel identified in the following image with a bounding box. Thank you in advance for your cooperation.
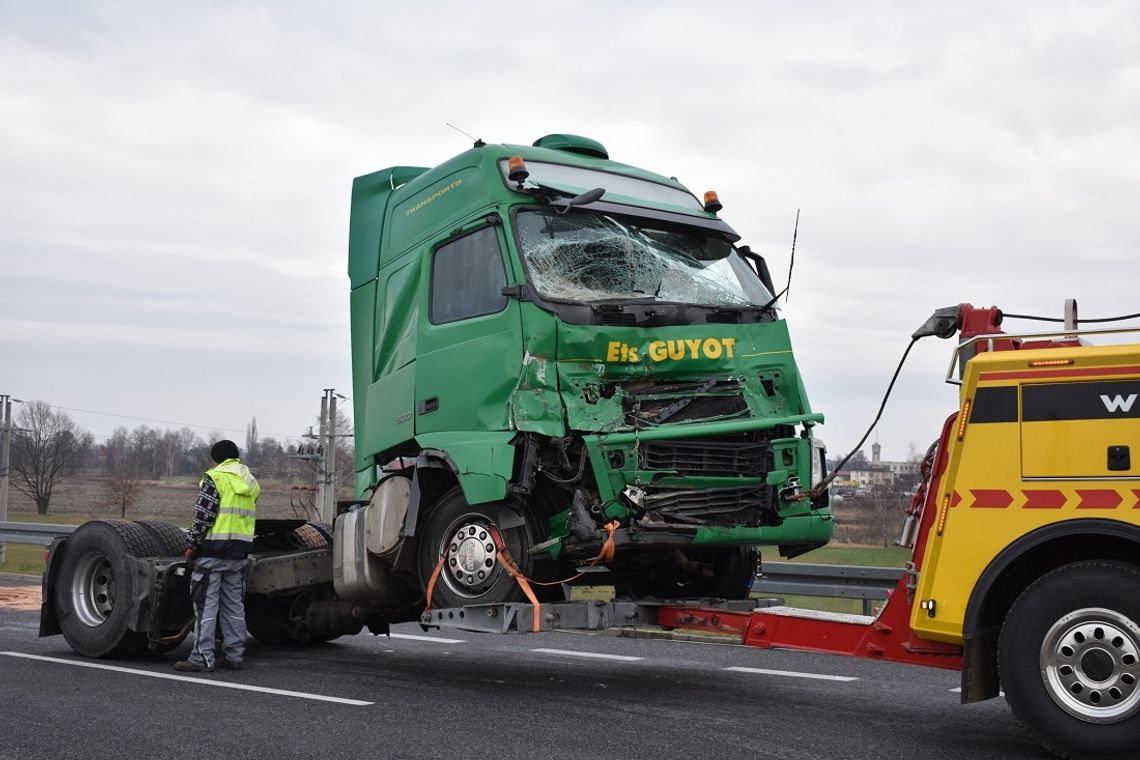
[999,560,1140,759]
[417,487,538,608]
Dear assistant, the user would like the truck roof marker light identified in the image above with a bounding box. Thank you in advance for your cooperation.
[936,494,951,535]
[956,399,971,441]
[703,191,723,213]
[1029,359,1074,367]
[507,156,529,189]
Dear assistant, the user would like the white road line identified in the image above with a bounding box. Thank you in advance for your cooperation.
[724,666,858,682]
[949,687,1004,695]
[386,632,467,644]
[531,647,643,662]
[0,651,373,706]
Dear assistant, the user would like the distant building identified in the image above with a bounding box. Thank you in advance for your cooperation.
[831,443,920,493]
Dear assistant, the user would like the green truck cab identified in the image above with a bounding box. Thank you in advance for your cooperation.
[345,134,832,610]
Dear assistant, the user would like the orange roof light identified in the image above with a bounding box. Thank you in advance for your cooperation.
[703,190,723,214]
[508,155,529,188]
[956,399,971,441]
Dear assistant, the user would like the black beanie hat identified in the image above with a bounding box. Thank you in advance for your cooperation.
[210,439,240,463]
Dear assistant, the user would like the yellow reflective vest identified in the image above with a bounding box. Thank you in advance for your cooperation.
[199,459,260,559]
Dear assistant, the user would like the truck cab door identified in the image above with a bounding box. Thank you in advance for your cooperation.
[415,219,523,435]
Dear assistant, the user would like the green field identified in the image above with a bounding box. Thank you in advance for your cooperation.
[0,543,48,576]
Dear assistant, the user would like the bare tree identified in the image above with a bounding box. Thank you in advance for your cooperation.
[245,417,260,467]
[130,426,161,479]
[101,427,141,518]
[10,401,94,515]
[334,408,355,496]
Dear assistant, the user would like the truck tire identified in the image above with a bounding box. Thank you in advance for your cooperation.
[999,560,1140,759]
[245,523,340,646]
[246,593,308,645]
[417,487,539,608]
[53,520,161,658]
[136,520,189,557]
[620,547,757,600]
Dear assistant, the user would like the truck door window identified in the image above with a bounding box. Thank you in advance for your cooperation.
[429,226,509,324]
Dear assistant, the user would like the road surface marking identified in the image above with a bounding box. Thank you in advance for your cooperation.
[531,647,643,662]
[724,666,857,682]
[386,633,466,644]
[0,651,373,705]
[949,687,1004,695]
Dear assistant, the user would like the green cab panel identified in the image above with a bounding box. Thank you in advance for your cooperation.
[415,431,517,505]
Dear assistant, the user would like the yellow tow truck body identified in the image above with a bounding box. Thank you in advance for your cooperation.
[914,339,1140,645]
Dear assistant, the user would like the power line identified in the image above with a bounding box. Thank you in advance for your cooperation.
[46,404,300,441]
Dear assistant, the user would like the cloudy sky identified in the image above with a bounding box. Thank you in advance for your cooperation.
[2,1,1138,461]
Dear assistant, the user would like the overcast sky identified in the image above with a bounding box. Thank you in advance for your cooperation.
[2,1,1138,462]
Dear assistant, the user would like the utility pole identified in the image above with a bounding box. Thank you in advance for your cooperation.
[315,391,330,521]
[325,391,338,523]
[0,395,14,565]
[292,389,346,525]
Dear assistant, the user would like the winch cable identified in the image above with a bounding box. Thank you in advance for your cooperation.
[800,336,919,500]
[1003,310,1140,324]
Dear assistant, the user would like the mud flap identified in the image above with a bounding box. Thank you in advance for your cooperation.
[146,562,196,646]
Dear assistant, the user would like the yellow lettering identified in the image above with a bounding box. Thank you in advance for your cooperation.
[703,338,722,359]
[648,341,667,361]
[685,338,702,358]
[668,340,685,360]
[722,337,736,358]
[607,341,621,362]
[628,346,639,362]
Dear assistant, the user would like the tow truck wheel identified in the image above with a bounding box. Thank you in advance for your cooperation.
[417,487,538,608]
[999,560,1140,759]
[53,520,161,658]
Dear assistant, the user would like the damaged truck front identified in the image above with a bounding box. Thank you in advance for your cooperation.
[343,134,832,615]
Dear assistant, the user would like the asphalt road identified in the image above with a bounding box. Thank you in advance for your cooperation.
[0,580,1046,760]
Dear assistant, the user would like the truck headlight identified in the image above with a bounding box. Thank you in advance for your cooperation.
[810,438,827,488]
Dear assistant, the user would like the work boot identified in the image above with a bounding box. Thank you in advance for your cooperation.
[174,659,214,673]
[220,657,243,670]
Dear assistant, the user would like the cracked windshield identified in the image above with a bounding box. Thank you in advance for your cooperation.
[515,209,772,307]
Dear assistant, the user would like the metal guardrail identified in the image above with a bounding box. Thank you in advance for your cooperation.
[0,522,902,612]
[756,562,900,615]
[0,521,77,546]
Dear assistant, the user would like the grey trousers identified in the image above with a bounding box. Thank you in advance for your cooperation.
[188,557,248,667]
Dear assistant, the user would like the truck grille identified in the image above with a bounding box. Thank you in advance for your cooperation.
[638,437,771,477]
[642,486,776,526]
[622,379,749,425]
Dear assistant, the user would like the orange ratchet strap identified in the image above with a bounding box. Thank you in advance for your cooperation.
[424,554,446,613]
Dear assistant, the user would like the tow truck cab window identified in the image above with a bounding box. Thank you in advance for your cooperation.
[429,226,508,324]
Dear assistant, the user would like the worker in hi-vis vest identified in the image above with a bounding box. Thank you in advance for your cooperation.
[175,439,260,672]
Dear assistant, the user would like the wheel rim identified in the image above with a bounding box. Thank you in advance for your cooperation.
[71,551,115,627]
[438,515,503,599]
[1040,606,1140,723]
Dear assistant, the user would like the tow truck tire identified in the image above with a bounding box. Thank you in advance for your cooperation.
[417,487,539,608]
[999,560,1140,759]
[54,520,161,658]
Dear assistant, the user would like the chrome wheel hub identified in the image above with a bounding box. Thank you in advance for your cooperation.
[1040,607,1140,723]
[71,552,115,627]
[443,520,501,597]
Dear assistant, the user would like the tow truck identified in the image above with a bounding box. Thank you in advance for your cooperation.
[418,301,1140,760]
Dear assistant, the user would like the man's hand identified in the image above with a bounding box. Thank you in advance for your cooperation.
[184,548,194,562]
